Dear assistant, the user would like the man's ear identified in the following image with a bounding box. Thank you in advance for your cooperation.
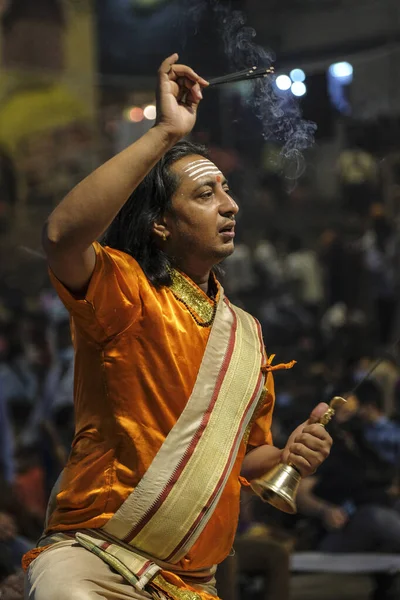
[153,221,170,242]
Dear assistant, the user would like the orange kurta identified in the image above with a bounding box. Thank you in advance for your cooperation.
[43,242,275,571]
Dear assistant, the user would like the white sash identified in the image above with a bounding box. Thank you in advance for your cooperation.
[103,291,266,563]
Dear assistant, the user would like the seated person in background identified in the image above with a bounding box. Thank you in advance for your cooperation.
[296,381,400,553]
[0,571,25,600]
[357,379,400,468]
[216,490,291,600]
[0,469,42,582]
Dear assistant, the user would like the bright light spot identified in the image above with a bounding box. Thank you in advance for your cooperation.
[290,69,306,83]
[291,81,307,97]
[276,75,291,91]
[329,62,353,81]
[129,107,144,122]
[143,104,157,120]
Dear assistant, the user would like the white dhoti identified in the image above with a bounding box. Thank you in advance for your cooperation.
[25,540,152,600]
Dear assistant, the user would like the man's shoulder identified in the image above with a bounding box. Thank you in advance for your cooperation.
[99,243,148,283]
[226,298,259,322]
[101,243,139,266]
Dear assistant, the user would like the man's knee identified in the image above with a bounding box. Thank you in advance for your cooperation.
[356,505,393,530]
[26,568,92,600]
[25,543,99,600]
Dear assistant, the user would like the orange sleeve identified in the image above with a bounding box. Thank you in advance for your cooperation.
[49,242,142,343]
[246,371,275,449]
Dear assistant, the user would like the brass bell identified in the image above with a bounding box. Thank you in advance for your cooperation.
[250,396,347,514]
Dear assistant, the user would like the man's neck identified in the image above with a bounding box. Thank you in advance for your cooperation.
[174,261,212,295]
[188,271,210,294]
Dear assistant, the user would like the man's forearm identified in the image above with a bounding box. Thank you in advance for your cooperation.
[45,125,178,253]
[296,478,330,518]
[241,445,283,481]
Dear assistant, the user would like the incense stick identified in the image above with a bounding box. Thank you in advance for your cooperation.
[208,66,275,87]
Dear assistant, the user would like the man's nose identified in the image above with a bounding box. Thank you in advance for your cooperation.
[220,192,239,216]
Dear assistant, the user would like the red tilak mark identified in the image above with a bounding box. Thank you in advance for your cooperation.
[216,175,222,183]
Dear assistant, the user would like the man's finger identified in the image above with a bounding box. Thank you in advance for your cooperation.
[308,402,329,424]
[177,77,203,100]
[288,453,314,476]
[302,423,333,441]
[170,64,209,87]
[289,442,328,465]
[294,432,330,452]
[159,53,179,75]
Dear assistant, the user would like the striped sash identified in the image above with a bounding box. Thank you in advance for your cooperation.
[102,290,266,564]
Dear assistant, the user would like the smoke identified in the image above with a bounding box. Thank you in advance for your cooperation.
[184,0,316,179]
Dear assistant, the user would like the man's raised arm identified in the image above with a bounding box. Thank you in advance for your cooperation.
[42,54,208,293]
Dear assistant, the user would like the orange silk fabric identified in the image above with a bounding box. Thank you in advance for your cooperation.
[44,242,274,571]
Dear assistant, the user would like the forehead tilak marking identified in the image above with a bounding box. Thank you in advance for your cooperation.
[187,165,222,178]
[184,159,213,172]
[192,169,223,182]
[184,160,222,183]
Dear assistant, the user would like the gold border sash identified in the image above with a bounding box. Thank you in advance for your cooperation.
[103,290,265,563]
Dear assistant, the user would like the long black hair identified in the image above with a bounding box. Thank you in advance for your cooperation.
[102,140,209,287]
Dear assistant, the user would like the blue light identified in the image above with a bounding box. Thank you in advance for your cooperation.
[291,81,307,97]
[329,62,354,83]
[290,69,306,83]
[276,75,292,91]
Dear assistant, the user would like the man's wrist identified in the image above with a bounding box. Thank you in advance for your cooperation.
[150,123,182,148]
[315,502,331,519]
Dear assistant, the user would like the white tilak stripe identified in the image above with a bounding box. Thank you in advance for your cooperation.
[184,160,212,171]
[192,169,222,181]
[188,165,222,178]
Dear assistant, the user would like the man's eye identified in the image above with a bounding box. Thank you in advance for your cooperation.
[223,186,231,193]
[200,191,213,199]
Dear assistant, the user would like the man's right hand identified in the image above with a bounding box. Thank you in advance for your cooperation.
[43,55,208,295]
[156,54,208,140]
[322,506,349,531]
[0,512,17,541]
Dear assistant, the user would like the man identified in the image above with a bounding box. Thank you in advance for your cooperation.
[296,382,400,600]
[296,383,400,549]
[24,54,332,600]
[356,380,400,467]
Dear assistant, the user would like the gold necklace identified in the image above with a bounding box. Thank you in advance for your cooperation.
[169,269,217,327]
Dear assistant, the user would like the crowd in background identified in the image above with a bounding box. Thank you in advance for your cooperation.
[1,126,400,600]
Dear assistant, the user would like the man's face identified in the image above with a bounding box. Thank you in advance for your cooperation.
[335,394,359,423]
[164,155,239,269]
[357,404,374,423]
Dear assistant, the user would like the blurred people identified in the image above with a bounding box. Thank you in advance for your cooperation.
[362,209,398,346]
[216,491,291,600]
[0,463,42,582]
[337,134,379,217]
[0,372,15,484]
[284,235,324,313]
[0,571,25,600]
[0,311,51,408]
[297,381,400,555]
[223,229,258,304]
[253,229,285,296]
[319,225,367,315]
[0,148,17,234]
[356,379,400,467]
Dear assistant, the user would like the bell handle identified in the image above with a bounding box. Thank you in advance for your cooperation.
[287,396,346,471]
[318,396,347,427]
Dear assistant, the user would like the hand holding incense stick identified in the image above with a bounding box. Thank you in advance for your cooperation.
[208,66,275,87]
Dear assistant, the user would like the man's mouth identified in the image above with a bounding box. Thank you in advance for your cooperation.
[219,223,235,238]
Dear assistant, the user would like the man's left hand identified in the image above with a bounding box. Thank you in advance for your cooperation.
[281,403,333,477]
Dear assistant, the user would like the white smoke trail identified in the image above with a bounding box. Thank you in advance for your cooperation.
[19,246,46,260]
[183,0,316,179]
